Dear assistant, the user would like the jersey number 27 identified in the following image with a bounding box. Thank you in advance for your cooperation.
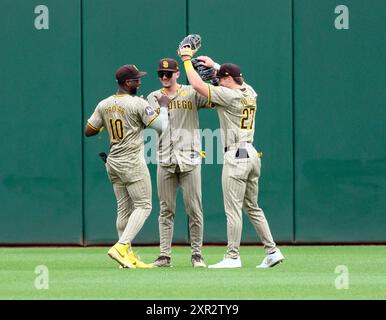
[240,107,255,130]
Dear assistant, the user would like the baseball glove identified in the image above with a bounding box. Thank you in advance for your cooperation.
[99,152,107,163]
[177,34,202,58]
[192,58,220,86]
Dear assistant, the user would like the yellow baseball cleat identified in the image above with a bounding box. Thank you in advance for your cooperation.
[107,243,136,269]
[127,250,153,269]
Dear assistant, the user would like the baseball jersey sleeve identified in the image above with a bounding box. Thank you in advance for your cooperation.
[87,104,103,131]
[207,84,236,108]
[146,92,161,113]
[138,98,159,127]
[146,92,157,108]
[193,89,213,109]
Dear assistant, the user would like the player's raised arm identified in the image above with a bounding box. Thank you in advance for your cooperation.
[195,55,221,71]
[177,34,209,98]
[181,59,207,97]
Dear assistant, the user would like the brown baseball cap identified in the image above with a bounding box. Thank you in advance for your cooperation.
[115,64,147,83]
[157,58,179,72]
[216,63,242,78]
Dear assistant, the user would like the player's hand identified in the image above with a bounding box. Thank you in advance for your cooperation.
[177,34,201,60]
[196,56,215,68]
[178,47,194,60]
[155,95,171,108]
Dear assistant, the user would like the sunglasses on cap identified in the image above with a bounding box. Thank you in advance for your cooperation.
[158,71,174,78]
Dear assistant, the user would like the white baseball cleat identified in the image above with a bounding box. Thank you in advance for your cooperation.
[257,249,284,268]
[208,256,242,269]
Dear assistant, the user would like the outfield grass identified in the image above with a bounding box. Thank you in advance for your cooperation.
[0,245,385,299]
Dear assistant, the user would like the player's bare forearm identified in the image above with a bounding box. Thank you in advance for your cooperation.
[183,59,208,98]
[85,123,102,137]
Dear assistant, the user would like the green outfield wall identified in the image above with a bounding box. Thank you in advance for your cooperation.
[0,0,384,245]
[293,0,386,242]
[0,0,83,244]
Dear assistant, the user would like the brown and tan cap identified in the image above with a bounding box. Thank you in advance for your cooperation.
[158,58,179,72]
[115,64,147,83]
[216,63,242,78]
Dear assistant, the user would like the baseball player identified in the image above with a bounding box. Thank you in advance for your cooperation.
[147,58,210,268]
[85,64,170,269]
[177,44,284,268]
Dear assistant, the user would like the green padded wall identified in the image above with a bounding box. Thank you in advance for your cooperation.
[82,0,189,245]
[294,0,386,241]
[1,0,384,245]
[0,0,82,243]
[189,0,294,243]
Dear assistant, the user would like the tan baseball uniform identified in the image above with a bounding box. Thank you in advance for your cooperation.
[87,94,158,246]
[147,84,209,258]
[208,83,277,258]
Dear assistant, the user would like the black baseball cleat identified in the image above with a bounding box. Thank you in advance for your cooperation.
[151,255,172,268]
[191,254,207,268]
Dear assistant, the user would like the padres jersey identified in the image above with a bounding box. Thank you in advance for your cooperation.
[87,94,157,170]
[147,85,210,172]
[208,83,257,148]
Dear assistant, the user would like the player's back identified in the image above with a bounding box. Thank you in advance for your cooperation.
[94,94,152,168]
[209,83,258,148]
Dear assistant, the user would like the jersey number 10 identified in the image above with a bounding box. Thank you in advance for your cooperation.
[109,118,124,140]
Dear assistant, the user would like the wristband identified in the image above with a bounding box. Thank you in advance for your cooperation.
[184,60,194,71]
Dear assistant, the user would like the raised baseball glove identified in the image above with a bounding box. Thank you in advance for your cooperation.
[177,34,202,58]
[191,58,220,86]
